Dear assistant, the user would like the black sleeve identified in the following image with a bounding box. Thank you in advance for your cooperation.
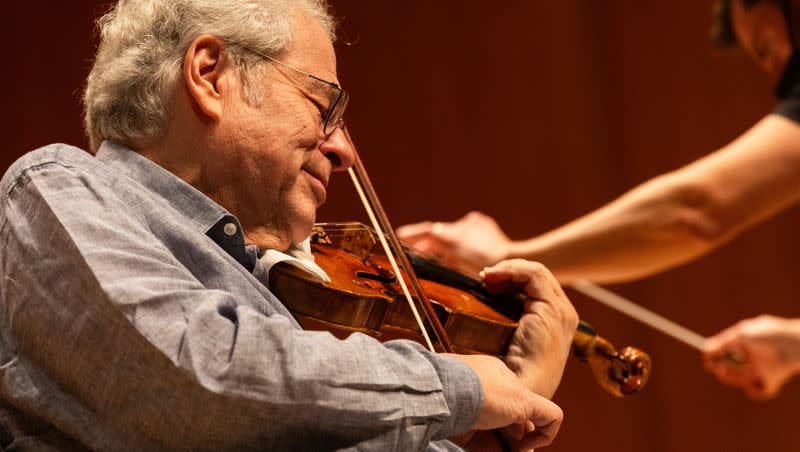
[773,96,800,123]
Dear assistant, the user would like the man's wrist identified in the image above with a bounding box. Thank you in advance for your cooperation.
[428,353,484,439]
[505,355,556,398]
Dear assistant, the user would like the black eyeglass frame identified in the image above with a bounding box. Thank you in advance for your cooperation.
[237,44,349,135]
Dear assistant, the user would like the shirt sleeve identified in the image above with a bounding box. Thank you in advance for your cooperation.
[0,158,482,450]
[773,97,800,123]
[773,70,800,123]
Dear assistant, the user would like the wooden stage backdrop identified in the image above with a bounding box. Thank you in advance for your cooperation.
[5,1,799,451]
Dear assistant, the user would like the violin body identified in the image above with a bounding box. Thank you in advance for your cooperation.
[269,222,651,396]
[270,223,516,354]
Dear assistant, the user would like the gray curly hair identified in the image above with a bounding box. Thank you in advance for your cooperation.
[83,0,334,152]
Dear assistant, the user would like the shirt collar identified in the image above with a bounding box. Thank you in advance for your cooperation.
[95,141,256,271]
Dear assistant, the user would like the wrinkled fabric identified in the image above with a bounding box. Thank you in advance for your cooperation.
[0,142,481,451]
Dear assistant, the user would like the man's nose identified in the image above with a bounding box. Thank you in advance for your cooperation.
[320,127,356,171]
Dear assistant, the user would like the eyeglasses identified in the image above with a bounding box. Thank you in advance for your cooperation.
[240,45,349,136]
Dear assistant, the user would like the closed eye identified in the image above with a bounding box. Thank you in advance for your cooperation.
[306,95,330,122]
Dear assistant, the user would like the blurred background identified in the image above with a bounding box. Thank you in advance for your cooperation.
[5,1,799,451]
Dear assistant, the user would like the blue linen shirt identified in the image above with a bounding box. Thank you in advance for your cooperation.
[0,142,481,451]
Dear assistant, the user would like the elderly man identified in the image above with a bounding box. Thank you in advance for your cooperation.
[398,0,800,401]
[0,0,578,450]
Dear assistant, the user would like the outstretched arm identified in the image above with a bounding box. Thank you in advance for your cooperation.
[399,114,800,283]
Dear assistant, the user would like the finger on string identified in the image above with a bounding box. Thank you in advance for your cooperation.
[481,269,526,295]
[482,261,533,286]
[486,262,562,303]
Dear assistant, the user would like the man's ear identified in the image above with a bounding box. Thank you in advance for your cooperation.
[183,35,229,121]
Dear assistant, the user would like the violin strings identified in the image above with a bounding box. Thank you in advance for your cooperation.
[344,170,437,352]
[315,224,709,353]
[314,224,481,281]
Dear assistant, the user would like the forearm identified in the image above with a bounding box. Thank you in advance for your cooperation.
[0,162,482,450]
[508,172,719,284]
[509,115,800,285]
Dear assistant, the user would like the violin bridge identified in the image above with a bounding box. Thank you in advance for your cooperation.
[312,222,377,261]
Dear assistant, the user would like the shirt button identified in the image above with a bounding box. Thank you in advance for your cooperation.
[223,223,238,236]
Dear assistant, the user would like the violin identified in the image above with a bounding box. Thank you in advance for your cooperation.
[270,127,650,399]
[269,221,651,397]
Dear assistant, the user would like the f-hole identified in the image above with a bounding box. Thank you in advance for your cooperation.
[355,271,397,284]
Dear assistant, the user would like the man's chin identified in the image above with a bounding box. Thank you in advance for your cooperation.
[292,216,318,244]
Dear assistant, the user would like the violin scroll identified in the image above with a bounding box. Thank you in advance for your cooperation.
[272,222,653,397]
[572,321,652,397]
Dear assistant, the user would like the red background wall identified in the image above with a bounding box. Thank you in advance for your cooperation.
[5,1,799,451]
